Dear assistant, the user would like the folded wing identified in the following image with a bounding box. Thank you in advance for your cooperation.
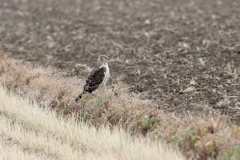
[84,67,106,93]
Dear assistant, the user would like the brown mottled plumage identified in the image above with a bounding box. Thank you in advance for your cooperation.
[75,55,110,102]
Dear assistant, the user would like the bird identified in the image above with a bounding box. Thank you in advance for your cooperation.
[75,55,110,102]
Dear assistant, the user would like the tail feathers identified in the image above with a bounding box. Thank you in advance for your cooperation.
[75,91,86,102]
[75,94,82,102]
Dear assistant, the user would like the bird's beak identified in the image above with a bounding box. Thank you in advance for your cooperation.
[105,56,110,60]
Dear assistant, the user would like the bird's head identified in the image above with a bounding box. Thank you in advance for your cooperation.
[97,55,110,67]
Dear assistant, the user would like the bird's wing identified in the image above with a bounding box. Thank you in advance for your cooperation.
[84,67,106,92]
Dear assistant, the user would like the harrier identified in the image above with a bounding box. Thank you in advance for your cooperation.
[75,55,110,102]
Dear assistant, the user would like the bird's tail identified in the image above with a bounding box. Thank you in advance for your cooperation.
[75,91,86,102]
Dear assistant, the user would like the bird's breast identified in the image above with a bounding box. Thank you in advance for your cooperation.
[102,64,110,86]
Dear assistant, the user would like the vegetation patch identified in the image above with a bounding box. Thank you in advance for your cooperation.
[1,55,240,159]
[0,79,184,160]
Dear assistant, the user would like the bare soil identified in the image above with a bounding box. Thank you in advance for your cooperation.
[0,0,240,122]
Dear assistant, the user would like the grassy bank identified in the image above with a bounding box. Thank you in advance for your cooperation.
[0,84,184,160]
[1,54,240,159]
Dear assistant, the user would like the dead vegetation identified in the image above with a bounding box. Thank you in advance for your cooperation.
[1,55,240,159]
[0,84,184,160]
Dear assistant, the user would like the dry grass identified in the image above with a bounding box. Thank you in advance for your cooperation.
[0,143,50,160]
[1,54,240,159]
[0,84,184,160]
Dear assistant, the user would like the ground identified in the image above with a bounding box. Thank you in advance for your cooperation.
[0,0,240,122]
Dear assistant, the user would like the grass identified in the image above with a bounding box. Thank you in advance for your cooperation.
[0,84,184,160]
[0,54,240,159]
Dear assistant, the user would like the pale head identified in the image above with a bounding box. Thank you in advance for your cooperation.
[97,55,110,67]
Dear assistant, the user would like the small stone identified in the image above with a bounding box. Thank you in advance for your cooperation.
[144,19,151,25]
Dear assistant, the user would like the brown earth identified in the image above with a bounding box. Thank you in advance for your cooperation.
[0,0,240,122]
